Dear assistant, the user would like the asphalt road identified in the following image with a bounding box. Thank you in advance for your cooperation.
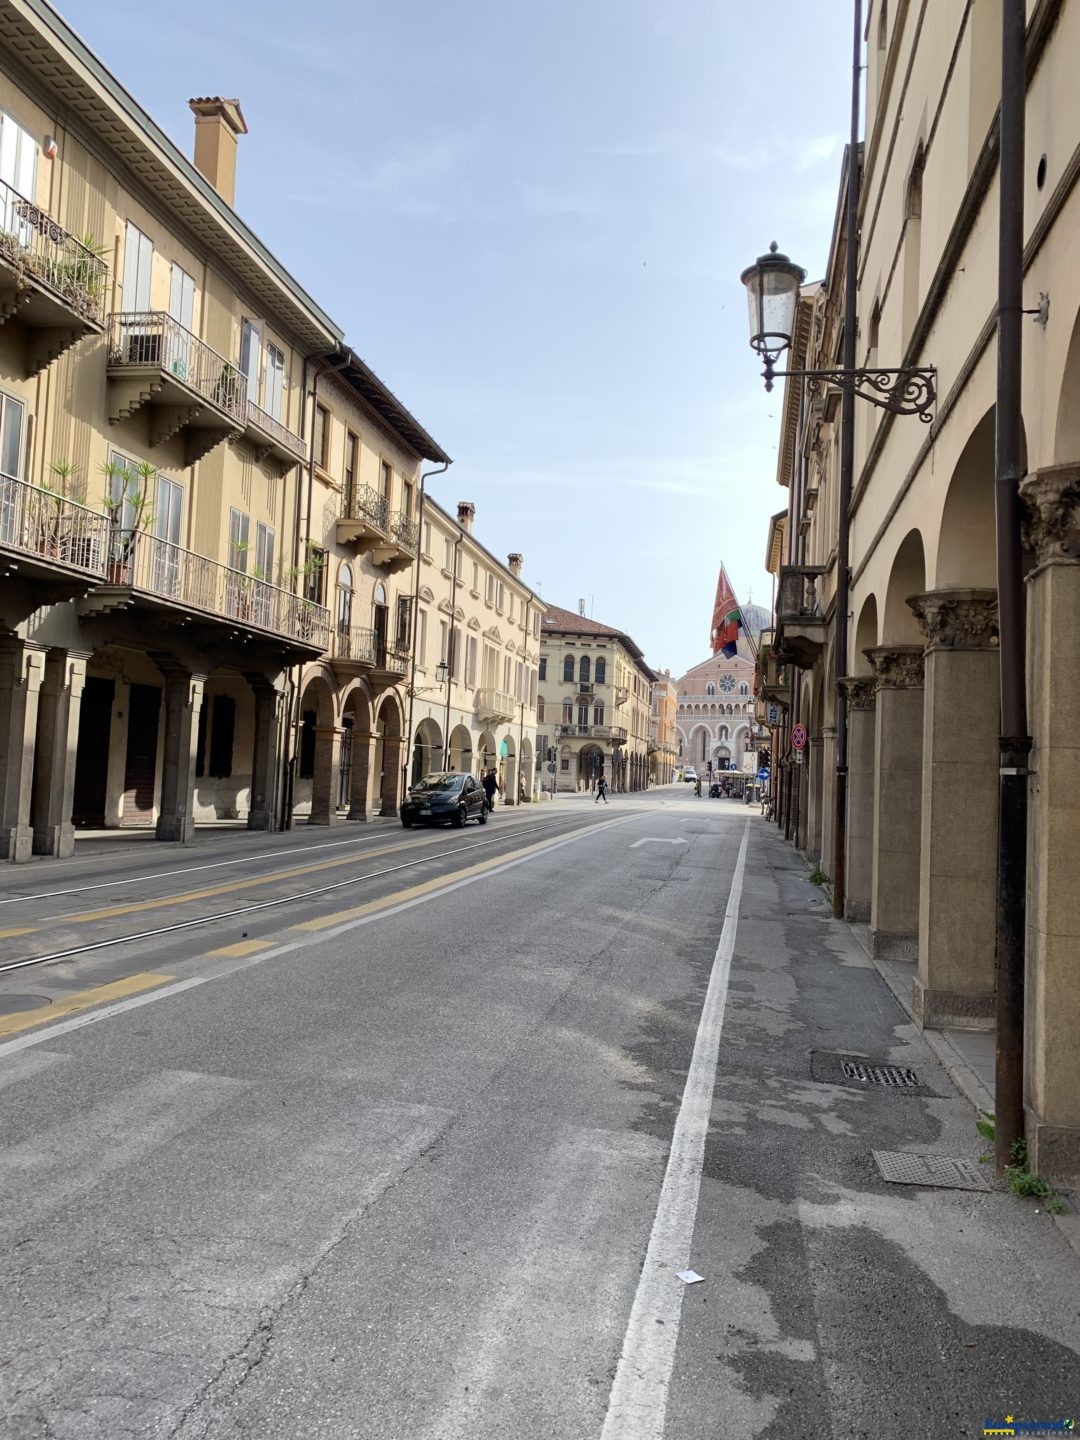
[0,789,1077,1440]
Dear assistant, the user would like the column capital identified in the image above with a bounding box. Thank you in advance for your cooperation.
[840,676,877,711]
[863,644,925,690]
[1020,463,1080,567]
[907,589,999,650]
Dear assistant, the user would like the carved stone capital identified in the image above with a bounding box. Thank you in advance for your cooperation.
[1020,463,1080,567]
[840,676,877,711]
[907,589,998,650]
[863,645,925,690]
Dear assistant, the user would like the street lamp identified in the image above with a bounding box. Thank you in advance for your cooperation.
[740,241,937,420]
[406,659,449,698]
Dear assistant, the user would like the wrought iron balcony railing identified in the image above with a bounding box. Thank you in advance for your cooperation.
[341,484,389,533]
[374,642,409,677]
[107,313,248,425]
[332,625,378,666]
[0,475,109,576]
[99,530,328,650]
[389,511,418,554]
[0,179,109,325]
[245,398,306,465]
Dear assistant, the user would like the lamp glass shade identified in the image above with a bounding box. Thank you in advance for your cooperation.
[740,244,806,361]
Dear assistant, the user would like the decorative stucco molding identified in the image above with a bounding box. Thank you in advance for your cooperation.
[1020,463,1080,567]
[907,589,998,650]
[839,676,877,711]
[863,644,925,690]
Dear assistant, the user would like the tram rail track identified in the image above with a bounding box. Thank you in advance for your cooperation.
[0,812,607,977]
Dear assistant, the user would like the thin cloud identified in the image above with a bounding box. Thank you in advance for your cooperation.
[517,182,601,218]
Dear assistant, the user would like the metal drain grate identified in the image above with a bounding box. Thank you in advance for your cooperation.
[840,1059,919,1088]
[873,1150,992,1192]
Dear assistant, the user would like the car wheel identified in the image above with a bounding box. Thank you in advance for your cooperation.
[477,806,488,825]
[401,816,413,828]
[453,805,466,828]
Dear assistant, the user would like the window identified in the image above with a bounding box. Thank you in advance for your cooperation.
[168,264,195,372]
[228,508,250,570]
[240,319,261,390]
[472,561,479,593]
[422,521,431,555]
[529,669,537,707]
[706,682,716,697]
[344,432,359,506]
[538,656,547,682]
[121,221,153,310]
[303,543,326,605]
[403,478,414,519]
[561,757,570,772]
[577,703,589,726]
[562,655,574,682]
[503,654,512,692]
[508,594,515,622]
[417,608,428,666]
[515,661,524,699]
[264,344,285,421]
[255,523,275,581]
[313,404,330,470]
[466,635,478,687]
[496,582,505,613]
[595,657,606,685]
[537,696,546,722]
[579,655,591,685]
[0,392,25,490]
[336,563,353,631]
[593,704,605,726]
[485,572,494,605]
[208,694,235,778]
[739,682,749,696]
[450,627,461,680]
[0,111,36,233]
[381,460,392,499]
[562,698,573,724]
[444,536,455,572]
[533,612,540,638]
[396,595,411,647]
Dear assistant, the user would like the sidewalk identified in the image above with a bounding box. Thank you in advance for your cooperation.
[667,818,1080,1438]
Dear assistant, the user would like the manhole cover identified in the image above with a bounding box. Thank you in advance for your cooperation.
[810,1051,933,1095]
[0,993,49,1016]
[873,1150,992,1192]
[840,1059,919,1088]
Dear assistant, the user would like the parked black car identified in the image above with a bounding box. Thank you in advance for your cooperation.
[401,772,489,828]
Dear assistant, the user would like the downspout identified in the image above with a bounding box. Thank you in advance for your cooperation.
[830,0,862,919]
[278,352,309,830]
[518,595,531,802]
[403,461,450,792]
[993,0,1030,1175]
[283,351,351,830]
[445,529,462,767]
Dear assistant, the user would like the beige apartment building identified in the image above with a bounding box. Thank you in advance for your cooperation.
[763,0,1080,1177]
[405,500,542,803]
[649,670,678,785]
[537,605,654,792]
[0,0,447,857]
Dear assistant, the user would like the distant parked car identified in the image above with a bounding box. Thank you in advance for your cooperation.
[401,772,488,828]
[683,767,698,783]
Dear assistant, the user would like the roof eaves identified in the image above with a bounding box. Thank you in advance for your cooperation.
[333,348,450,465]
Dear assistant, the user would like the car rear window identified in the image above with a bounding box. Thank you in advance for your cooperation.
[411,775,462,794]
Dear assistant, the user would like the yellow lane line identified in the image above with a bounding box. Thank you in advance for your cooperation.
[205,938,274,959]
[0,972,173,1037]
[291,828,592,932]
[16,834,441,933]
[0,927,34,939]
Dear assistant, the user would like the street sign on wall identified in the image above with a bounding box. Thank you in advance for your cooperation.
[766,703,780,726]
[791,723,807,750]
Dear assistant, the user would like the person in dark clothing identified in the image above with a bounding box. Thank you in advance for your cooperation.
[595,775,608,804]
[481,768,498,811]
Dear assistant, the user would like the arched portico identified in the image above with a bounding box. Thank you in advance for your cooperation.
[448,724,473,773]
[412,717,443,784]
[297,671,338,825]
[374,693,404,818]
[341,683,374,821]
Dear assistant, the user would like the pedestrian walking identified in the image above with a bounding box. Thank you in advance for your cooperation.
[595,775,608,804]
[482,767,498,812]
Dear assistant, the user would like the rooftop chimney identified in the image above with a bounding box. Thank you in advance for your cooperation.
[188,97,248,206]
[578,598,586,616]
[507,553,523,577]
[457,501,475,534]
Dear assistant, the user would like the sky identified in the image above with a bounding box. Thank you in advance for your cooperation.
[59,0,854,678]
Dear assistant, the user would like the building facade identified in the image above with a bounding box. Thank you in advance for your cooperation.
[405,500,542,803]
[676,650,757,773]
[0,0,447,858]
[537,605,654,792]
[649,670,678,785]
[762,0,1080,1178]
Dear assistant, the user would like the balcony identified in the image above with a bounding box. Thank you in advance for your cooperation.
[370,641,409,685]
[106,313,247,465]
[241,399,306,476]
[556,723,627,743]
[758,630,791,703]
[775,565,827,668]
[370,511,418,573]
[0,476,110,614]
[336,484,389,549]
[329,624,378,677]
[0,180,108,374]
[80,530,329,659]
[577,682,594,696]
[476,688,517,723]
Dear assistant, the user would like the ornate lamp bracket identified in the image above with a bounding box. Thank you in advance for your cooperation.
[763,363,937,422]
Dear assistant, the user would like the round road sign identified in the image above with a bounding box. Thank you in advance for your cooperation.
[791,723,807,750]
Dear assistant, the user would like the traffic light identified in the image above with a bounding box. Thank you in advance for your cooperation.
[546,747,556,763]
[706,760,713,774]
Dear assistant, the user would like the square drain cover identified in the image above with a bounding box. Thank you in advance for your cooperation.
[873,1150,992,1192]
[841,1059,919,1088]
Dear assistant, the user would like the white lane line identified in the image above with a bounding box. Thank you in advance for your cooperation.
[0,815,639,1060]
[600,819,751,1440]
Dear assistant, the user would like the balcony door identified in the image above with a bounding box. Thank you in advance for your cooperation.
[168,264,195,377]
[152,474,183,598]
[373,581,388,665]
[0,110,37,242]
[0,392,25,546]
[264,344,284,422]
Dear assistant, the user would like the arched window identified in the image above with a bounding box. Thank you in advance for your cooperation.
[374,581,387,608]
[595,657,606,685]
[562,696,573,723]
[563,655,574,682]
[579,655,591,684]
[739,682,748,696]
[706,682,716,697]
[336,563,353,632]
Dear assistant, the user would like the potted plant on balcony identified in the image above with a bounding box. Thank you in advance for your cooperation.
[101,459,154,584]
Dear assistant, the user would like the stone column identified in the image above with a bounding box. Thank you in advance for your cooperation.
[908,590,999,1029]
[309,726,342,825]
[155,665,205,843]
[1019,464,1080,1177]
[840,678,876,922]
[807,733,824,864]
[245,674,283,832]
[819,724,837,879]
[379,736,403,816]
[0,641,45,862]
[866,645,924,959]
[348,731,374,821]
[32,649,89,858]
